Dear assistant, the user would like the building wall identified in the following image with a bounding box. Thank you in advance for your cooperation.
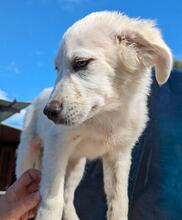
[0,124,20,191]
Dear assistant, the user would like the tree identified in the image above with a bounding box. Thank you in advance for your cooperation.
[173,60,182,69]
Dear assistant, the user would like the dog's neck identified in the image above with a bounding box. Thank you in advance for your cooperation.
[79,107,128,137]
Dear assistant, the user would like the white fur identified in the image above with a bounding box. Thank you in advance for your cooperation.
[16,11,173,220]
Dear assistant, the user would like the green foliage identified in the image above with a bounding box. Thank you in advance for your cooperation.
[174,60,182,69]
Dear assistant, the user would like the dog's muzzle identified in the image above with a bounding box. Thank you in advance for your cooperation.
[43,100,66,124]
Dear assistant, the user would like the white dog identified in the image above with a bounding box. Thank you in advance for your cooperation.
[16,11,172,220]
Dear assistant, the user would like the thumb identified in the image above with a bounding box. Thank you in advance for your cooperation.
[13,192,41,218]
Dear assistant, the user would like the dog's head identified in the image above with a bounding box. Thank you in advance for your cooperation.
[43,11,173,126]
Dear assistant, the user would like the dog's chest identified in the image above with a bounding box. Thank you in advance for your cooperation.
[74,138,107,159]
[73,128,112,160]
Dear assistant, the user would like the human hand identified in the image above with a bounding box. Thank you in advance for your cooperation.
[0,169,41,220]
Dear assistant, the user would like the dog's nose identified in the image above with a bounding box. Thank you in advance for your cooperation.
[43,100,63,122]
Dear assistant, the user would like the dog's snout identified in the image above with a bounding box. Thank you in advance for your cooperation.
[43,101,63,122]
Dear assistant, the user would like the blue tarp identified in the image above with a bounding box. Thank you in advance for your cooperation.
[74,69,182,220]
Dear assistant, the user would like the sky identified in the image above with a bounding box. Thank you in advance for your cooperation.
[0,0,182,128]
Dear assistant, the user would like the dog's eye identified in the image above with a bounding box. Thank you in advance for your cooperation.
[72,59,91,71]
[55,66,59,71]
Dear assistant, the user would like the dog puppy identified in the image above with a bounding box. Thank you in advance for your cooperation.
[16,11,172,220]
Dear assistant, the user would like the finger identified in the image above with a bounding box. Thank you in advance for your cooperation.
[8,169,41,196]
[12,192,40,219]
[16,169,41,189]
[21,206,38,219]
[27,181,40,193]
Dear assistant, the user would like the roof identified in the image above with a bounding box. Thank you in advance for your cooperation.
[0,99,30,122]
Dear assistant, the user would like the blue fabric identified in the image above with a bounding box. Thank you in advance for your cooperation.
[74,69,182,220]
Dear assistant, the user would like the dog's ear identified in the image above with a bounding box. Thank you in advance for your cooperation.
[117,30,173,85]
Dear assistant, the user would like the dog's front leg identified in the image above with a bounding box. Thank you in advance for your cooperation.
[102,149,132,220]
[35,134,76,220]
[63,157,86,220]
